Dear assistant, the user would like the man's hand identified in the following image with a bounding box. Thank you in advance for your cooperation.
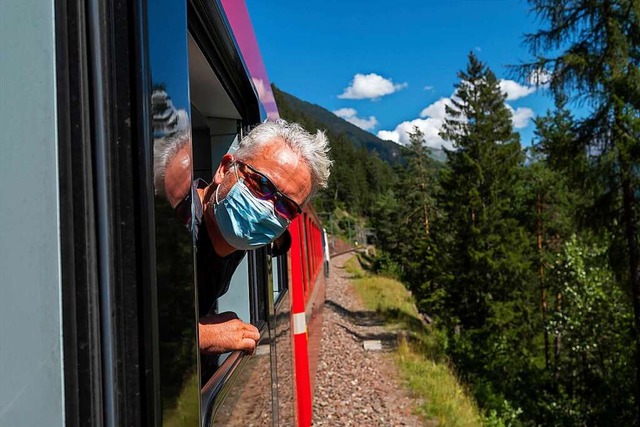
[199,311,260,354]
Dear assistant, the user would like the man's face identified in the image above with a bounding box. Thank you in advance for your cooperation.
[164,143,192,208]
[205,138,312,256]
[217,138,312,214]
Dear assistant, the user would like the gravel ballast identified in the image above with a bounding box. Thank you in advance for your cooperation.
[312,253,424,426]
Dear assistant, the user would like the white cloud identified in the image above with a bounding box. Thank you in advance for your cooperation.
[424,85,434,91]
[377,117,453,150]
[419,97,455,119]
[499,79,536,101]
[333,108,379,131]
[377,94,463,150]
[507,105,535,129]
[377,130,401,143]
[333,108,357,117]
[378,87,536,149]
[338,73,408,100]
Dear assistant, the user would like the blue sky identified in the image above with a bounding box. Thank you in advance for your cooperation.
[246,0,557,149]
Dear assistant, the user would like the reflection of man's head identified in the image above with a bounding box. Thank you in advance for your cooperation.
[152,89,189,138]
[152,89,191,207]
[205,120,332,253]
[154,130,191,207]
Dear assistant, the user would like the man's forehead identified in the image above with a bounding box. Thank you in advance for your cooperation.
[244,139,300,168]
[242,138,312,205]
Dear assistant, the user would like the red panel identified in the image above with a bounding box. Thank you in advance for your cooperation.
[293,333,312,427]
[289,216,312,427]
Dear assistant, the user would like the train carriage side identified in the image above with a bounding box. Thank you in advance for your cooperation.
[1,0,326,426]
[288,208,328,427]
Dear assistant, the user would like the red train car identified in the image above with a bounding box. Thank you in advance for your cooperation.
[289,209,328,426]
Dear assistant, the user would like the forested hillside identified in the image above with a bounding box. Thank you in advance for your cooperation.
[276,3,639,421]
[273,85,400,220]
[274,86,404,163]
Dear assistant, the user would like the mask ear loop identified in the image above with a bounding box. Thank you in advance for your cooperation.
[215,162,242,205]
[214,183,221,205]
[233,162,241,182]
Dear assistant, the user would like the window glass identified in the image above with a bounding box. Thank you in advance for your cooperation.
[187,32,255,394]
[216,256,251,329]
[148,0,198,425]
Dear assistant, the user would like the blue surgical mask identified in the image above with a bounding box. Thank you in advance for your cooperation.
[213,172,289,250]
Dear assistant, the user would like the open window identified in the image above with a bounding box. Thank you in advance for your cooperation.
[186,3,277,425]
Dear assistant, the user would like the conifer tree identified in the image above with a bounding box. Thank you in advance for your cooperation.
[405,127,436,236]
[528,98,580,371]
[436,53,536,414]
[522,0,640,413]
[369,129,435,288]
[439,52,529,327]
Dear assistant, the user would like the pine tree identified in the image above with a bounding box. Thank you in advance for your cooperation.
[439,52,529,327]
[521,0,640,414]
[404,127,436,236]
[528,98,580,372]
[369,129,434,287]
[436,53,536,415]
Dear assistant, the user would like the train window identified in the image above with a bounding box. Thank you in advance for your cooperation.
[208,333,275,426]
[147,0,199,425]
[272,254,289,302]
[216,256,251,334]
[187,25,276,426]
[272,256,282,298]
[188,30,251,381]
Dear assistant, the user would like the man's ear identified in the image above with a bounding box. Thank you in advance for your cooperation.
[212,154,234,185]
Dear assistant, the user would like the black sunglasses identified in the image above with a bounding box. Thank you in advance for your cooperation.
[236,161,302,221]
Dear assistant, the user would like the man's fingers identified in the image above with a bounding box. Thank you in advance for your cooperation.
[198,316,261,354]
[243,326,261,342]
[240,337,258,353]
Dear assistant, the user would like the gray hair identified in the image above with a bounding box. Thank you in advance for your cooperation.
[151,88,191,197]
[235,120,332,199]
[153,130,190,197]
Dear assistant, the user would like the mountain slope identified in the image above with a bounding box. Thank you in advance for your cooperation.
[273,86,446,163]
[273,86,403,164]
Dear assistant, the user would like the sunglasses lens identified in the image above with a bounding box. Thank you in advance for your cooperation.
[257,176,276,198]
[275,198,297,220]
[244,174,269,198]
[239,162,300,220]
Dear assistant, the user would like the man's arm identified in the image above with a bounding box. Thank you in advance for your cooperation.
[199,311,260,354]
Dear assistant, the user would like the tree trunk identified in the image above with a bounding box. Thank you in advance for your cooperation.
[553,291,562,389]
[621,163,640,421]
[537,193,550,371]
[614,101,640,421]
[424,201,430,236]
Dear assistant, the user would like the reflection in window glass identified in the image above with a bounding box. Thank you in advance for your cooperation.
[148,0,199,425]
[210,335,274,426]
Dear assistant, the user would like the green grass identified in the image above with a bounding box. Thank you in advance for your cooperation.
[346,255,484,426]
[344,255,365,278]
